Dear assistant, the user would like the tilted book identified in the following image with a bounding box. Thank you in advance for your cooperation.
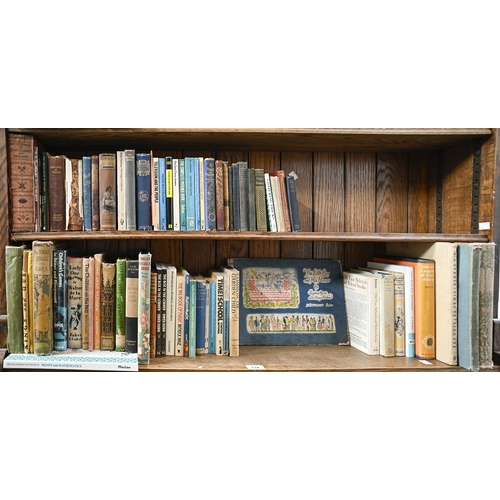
[227,258,348,346]
[32,241,54,355]
[270,170,292,232]
[67,256,83,349]
[4,350,139,372]
[5,245,26,353]
[137,252,152,364]
[99,152,117,230]
[53,248,68,351]
[101,262,116,351]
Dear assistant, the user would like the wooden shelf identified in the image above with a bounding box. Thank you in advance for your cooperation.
[7,128,492,153]
[139,345,466,372]
[10,231,490,243]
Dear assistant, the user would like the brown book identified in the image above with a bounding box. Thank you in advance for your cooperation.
[68,158,83,231]
[91,155,100,231]
[270,170,292,232]
[99,153,117,230]
[101,262,116,350]
[48,155,67,231]
[215,159,225,230]
[7,133,45,232]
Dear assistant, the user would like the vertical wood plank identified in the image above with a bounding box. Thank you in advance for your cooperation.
[313,152,344,261]
[280,152,313,259]
[479,131,497,241]
[0,129,8,314]
[408,153,431,232]
[344,153,376,270]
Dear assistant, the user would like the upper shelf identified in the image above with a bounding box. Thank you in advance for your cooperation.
[7,128,493,153]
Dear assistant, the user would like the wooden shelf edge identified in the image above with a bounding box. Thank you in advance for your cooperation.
[10,231,490,243]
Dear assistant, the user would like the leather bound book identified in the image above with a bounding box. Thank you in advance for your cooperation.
[48,155,67,231]
[98,153,117,230]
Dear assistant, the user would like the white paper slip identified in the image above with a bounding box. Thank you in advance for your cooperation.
[246,364,266,370]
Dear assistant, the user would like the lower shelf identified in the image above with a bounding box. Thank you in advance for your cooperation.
[140,345,466,372]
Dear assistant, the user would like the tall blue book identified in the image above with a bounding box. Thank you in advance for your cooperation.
[53,248,68,351]
[82,156,92,231]
[205,158,216,230]
[179,158,187,230]
[194,157,201,230]
[185,157,196,230]
[135,152,152,230]
[208,275,217,354]
[158,157,167,230]
[226,258,349,346]
[194,276,208,355]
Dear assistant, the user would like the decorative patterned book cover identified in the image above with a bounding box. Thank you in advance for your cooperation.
[205,158,217,230]
[285,174,301,232]
[101,262,116,351]
[222,161,230,230]
[4,350,139,371]
[158,157,167,230]
[68,158,83,230]
[135,152,152,230]
[5,245,25,353]
[215,159,225,231]
[67,256,83,349]
[124,149,137,230]
[53,248,68,351]
[254,168,268,232]
[82,156,93,231]
[117,151,126,230]
[99,152,117,230]
[477,242,495,369]
[115,258,127,352]
[172,158,180,230]
[227,258,349,346]
[7,133,44,232]
[270,170,291,232]
[48,155,67,231]
[237,161,249,231]
[125,259,139,353]
[32,241,54,355]
[91,155,100,231]
[137,252,152,364]
[166,156,174,230]
[179,158,187,230]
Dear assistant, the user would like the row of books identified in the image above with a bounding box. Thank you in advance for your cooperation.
[4,242,240,366]
[7,132,301,234]
[342,241,495,371]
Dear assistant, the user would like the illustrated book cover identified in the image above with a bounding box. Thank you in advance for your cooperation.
[226,258,348,346]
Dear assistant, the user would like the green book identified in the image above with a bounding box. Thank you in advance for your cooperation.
[115,258,127,352]
[5,245,26,353]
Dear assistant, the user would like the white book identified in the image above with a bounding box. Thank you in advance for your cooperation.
[116,151,126,230]
[367,260,415,358]
[3,350,138,371]
[175,269,186,356]
[343,271,379,355]
[264,173,277,232]
[165,264,177,356]
[172,158,180,230]
[152,156,160,230]
[270,175,285,232]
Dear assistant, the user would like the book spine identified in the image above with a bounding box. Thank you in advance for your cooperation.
[136,152,152,230]
[124,149,137,230]
[222,161,230,230]
[165,266,176,356]
[154,263,163,357]
[264,173,277,231]
[183,271,190,356]
[228,164,234,230]
[158,157,167,230]
[165,156,173,230]
[215,159,225,230]
[185,157,196,230]
[87,257,95,350]
[172,158,180,230]
[67,256,83,349]
[7,134,35,232]
[116,151,126,230]
[208,279,216,354]
[205,158,216,230]
[48,156,67,231]
[247,168,256,231]
[188,278,197,358]
[53,249,68,351]
[160,263,168,356]
[214,272,224,355]
[152,156,160,230]
[222,269,230,355]
[115,258,126,352]
[22,249,30,353]
[40,151,49,232]
[228,268,240,356]
[285,175,301,232]
[82,257,90,350]
[91,155,100,231]
[477,242,495,369]
[175,271,185,356]
[271,170,292,231]
[270,175,285,231]
[194,157,201,230]
[393,273,406,357]
[125,260,139,353]
[238,162,249,231]
[101,262,116,350]
[379,274,395,357]
[98,153,117,230]
[32,241,54,355]
[27,250,34,353]
[231,164,240,230]
[93,253,104,350]
[33,146,40,232]
[68,158,84,230]
[137,252,152,364]
[5,245,25,353]
[82,156,93,231]
[195,278,207,356]
[179,158,187,230]
[254,169,268,232]
[65,158,72,230]
[150,271,157,359]
[198,157,206,230]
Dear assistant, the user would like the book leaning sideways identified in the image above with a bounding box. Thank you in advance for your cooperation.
[226,258,348,346]
[3,350,139,371]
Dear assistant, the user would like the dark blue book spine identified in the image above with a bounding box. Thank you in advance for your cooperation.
[195,279,207,354]
[82,156,93,231]
[53,248,68,351]
[205,158,216,230]
[136,153,152,230]
[159,157,167,230]
[286,175,301,232]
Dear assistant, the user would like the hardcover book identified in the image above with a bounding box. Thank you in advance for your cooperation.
[101,262,116,351]
[205,157,217,230]
[124,149,137,230]
[136,152,152,230]
[210,270,225,355]
[99,153,117,230]
[82,256,91,350]
[116,151,126,230]
[154,263,164,358]
[185,157,196,230]
[247,168,257,231]
[87,256,95,350]
[91,155,100,231]
[82,156,93,231]
[286,174,301,232]
[67,158,84,231]
[264,173,277,232]
[48,155,67,231]
[254,168,268,232]
[215,159,224,231]
[188,277,197,358]
[270,170,292,232]
[194,275,208,356]
[166,156,174,230]
[137,252,152,364]
[125,259,139,353]
[237,161,249,231]
[158,157,167,230]
[22,248,30,353]
[4,350,139,371]
[223,266,240,356]
[115,258,127,352]
[179,158,187,230]
[226,258,349,346]
[222,161,230,230]
[39,150,49,232]
[165,264,177,356]
[172,158,180,230]
[152,156,160,230]
[5,245,26,353]
[67,256,83,349]
[93,253,105,350]
[53,248,68,351]
[150,271,157,359]
[175,268,186,356]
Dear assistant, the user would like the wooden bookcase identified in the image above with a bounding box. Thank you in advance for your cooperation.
[1,127,498,371]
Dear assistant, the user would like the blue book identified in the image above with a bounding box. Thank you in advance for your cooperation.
[188,278,197,358]
[195,276,208,355]
[204,158,216,230]
[194,157,201,230]
[82,156,92,231]
[53,248,68,351]
[158,157,167,230]
[226,258,349,346]
[179,158,187,230]
[185,157,196,230]
[208,277,217,354]
[135,153,152,230]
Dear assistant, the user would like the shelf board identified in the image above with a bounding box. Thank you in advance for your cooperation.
[139,345,465,372]
[7,128,492,153]
[10,231,490,243]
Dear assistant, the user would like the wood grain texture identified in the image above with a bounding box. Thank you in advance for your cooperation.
[0,129,8,314]
[479,131,497,241]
